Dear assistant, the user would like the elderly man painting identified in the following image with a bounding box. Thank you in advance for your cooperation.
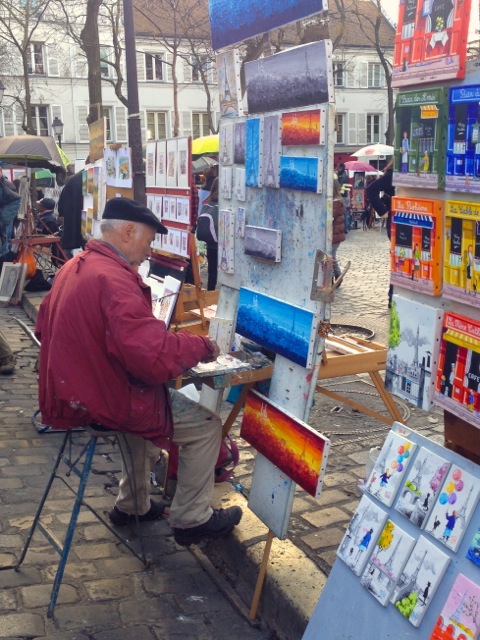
[35,197,242,546]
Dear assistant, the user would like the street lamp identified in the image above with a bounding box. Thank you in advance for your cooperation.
[0,80,5,104]
[52,116,64,147]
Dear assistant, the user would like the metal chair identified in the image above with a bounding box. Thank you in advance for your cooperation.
[11,426,148,617]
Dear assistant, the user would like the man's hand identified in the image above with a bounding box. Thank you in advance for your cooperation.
[201,339,220,363]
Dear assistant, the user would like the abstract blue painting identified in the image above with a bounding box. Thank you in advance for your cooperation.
[209,0,325,51]
[245,41,332,114]
[245,118,261,188]
[280,156,318,192]
[236,288,316,367]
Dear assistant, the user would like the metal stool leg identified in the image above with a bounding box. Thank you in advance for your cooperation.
[14,431,71,570]
[46,435,97,617]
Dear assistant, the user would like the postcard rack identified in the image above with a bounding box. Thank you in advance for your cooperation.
[150,233,219,336]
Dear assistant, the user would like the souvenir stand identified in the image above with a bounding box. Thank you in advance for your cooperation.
[203,0,338,621]
[303,1,480,638]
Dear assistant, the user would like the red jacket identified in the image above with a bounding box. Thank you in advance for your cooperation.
[35,240,213,447]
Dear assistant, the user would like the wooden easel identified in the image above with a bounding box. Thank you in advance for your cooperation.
[315,334,402,424]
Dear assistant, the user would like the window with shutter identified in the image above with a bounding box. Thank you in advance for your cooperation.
[335,113,345,144]
[76,105,89,142]
[192,113,210,138]
[184,58,193,83]
[346,63,355,88]
[368,63,384,88]
[366,114,381,143]
[165,53,173,82]
[146,111,168,140]
[333,62,345,87]
[136,51,145,80]
[75,47,88,78]
[4,106,15,137]
[358,113,367,145]
[360,63,368,89]
[348,113,357,146]
[115,106,127,142]
[27,43,45,75]
[30,105,49,136]
[181,111,192,137]
[46,44,59,77]
[145,53,163,81]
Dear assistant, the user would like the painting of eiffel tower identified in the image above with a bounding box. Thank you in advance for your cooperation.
[216,50,243,117]
[391,535,450,627]
[220,122,234,166]
[281,109,321,146]
[245,117,262,188]
[360,520,415,606]
[433,574,480,639]
[262,115,280,188]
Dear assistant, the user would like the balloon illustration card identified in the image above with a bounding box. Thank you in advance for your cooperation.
[395,446,451,529]
[365,431,416,507]
[336,494,388,577]
[424,465,480,552]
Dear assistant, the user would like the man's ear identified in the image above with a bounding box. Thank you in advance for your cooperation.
[120,222,136,242]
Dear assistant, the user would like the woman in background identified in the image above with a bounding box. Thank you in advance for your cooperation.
[332,179,346,285]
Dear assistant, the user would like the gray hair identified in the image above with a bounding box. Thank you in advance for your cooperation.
[98,218,145,239]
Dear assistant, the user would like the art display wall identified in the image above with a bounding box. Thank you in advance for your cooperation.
[385,58,480,431]
[303,424,480,640]
[144,136,193,260]
[207,25,335,538]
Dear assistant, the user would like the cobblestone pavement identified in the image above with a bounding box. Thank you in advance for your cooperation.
[0,225,446,639]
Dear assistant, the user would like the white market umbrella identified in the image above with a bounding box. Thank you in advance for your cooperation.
[352,143,394,159]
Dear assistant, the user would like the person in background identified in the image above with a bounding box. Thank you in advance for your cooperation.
[336,162,350,232]
[35,198,59,236]
[332,179,346,285]
[35,197,242,546]
[202,177,219,291]
[0,168,17,193]
[366,160,395,307]
[0,328,16,374]
[57,158,90,256]
[184,175,200,285]
[0,171,21,263]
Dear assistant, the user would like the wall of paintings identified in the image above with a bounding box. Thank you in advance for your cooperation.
[303,423,480,640]
[204,26,335,538]
[386,56,480,429]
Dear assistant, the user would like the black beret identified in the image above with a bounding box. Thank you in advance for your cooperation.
[102,197,168,234]
[37,197,56,210]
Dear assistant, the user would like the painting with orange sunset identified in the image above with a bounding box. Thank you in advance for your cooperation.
[281,109,321,146]
[240,390,330,498]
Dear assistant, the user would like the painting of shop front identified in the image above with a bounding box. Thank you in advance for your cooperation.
[443,200,480,307]
[435,311,480,428]
[390,196,443,295]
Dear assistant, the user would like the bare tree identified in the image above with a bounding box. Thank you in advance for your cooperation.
[0,0,55,133]
[55,0,104,125]
[329,0,395,144]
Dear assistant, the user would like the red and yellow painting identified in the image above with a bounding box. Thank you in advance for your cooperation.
[281,109,321,146]
[240,390,330,498]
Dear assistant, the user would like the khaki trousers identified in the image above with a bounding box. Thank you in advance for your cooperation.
[0,328,15,364]
[115,389,222,529]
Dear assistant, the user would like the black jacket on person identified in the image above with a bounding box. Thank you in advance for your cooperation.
[365,168,394,239]
[57,171,84,250]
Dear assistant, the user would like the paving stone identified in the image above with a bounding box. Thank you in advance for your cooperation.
[73,543,120,561]
[53,604,121,630]
[301,527,345,550]
[83,577,135,600]
[93,627,157,640]
[301,507,349,528]
[119,597,176,624]
[0,588,18,611]
[0,613,45,637]
[21,583,79,608]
